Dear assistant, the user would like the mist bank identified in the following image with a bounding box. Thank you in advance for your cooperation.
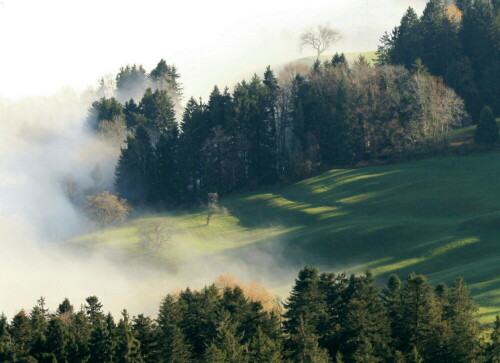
[0,89,292,318]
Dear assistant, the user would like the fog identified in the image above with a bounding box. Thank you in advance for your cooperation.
[0,0,429,317]
[0,89,293,318]
[0,0,426,100]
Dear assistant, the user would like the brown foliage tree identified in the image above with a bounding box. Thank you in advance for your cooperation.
[85,190,130,229]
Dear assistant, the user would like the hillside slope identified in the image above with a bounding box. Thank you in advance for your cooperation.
[71,150,500,322]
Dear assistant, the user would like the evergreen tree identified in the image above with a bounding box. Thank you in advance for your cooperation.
[116,310,143,363]
[151,130,180,206]
[157,295,192,363]
[475,105,498,144]
[115,125,154,204]
[486,315,500,363]
[57,298,74,316]
[140,88,177,135]
[406,345,424,363]
[124,98,148,130]
[283,266,327,337]
[29,298,49,360]
[89,320,115,363]
[149,59,183,104]
[116,64,148,102]
[84,296,105,326]
[399,274,440,359]
[340,273,391,362]
[383,274,404,351]
[67,310,92,363]
[204,310,249,363]
[87,97,124,130]
[0,313,13,362]
[10,310,32,359]
[45,317,69,362]
[178,286,220,359]
[249,327,282,362]
[286,316,330,363]
[330,52,347,67]
[440,277,481,362]
[132,314,158,363]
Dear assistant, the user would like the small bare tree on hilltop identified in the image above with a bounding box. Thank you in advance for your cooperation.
[203,193,228,225]
[300,23,342,59]
[85,191,130,229]
[139,220,176,254]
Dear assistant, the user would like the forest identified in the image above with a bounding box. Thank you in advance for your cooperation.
[3,1,498,362]
[1,267,499,363]
[82,0,499,210]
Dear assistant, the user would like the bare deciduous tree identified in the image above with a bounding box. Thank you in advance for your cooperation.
[300,23,342,59]
[138,220,176,254]
[203,193,228,225]
[85,191,130,229]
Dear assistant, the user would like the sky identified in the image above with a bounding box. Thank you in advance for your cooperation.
[0,0,426,100]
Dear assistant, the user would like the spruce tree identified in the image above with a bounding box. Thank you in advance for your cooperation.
[286,316,330,363]
[67,310,92,363]
[132,314,158,362]
[340,273,391,362]
[0,313,13,362]
[475,105,498,144]
[283,266,327,338]
[115,125,154,204]
[204,310,249,363]
[57,298,74,316]
[45,317,69,362]
[440,277,481,362]
[10,310,32,359]
[84,296,105,326]
[89,320,115,363]
[486,315,500,363]
[249,327,282,362]
[116,310,143,363]
[157,295,192,363]
[399,274,440,359]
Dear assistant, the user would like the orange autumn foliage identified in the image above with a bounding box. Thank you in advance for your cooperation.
[215,273,279,313]
[445,5,463,24]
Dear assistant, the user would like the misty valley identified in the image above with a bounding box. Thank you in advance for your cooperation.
[0,0,499,362]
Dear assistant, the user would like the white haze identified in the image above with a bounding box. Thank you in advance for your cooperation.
[0,90,295,318]
[0,0,426,100]
[0,0,428,317]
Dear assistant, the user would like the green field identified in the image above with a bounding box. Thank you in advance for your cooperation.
[70,123,500,323]
[294,50,378,66]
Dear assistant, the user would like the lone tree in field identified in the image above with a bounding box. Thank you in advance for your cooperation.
[85,191,130,229]
[204,193,228,225]
[138,220,176,254]
[475,105,498,145]
[300,23,342,59]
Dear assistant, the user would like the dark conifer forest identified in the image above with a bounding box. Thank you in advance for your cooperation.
[1,268,499,362]
[83,0,499,209]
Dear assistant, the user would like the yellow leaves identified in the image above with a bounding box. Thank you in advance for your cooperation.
[215,273,278,313]
[445,5,463,24]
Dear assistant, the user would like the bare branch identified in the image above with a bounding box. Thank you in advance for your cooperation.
[300,23,342,58]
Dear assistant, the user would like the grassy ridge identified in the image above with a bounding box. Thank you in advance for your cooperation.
[294,51,378,65]
[71,126,500,322]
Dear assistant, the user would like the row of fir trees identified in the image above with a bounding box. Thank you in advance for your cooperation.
[377,0,499,119]
[1,267,499,362]
[96,58,468,208]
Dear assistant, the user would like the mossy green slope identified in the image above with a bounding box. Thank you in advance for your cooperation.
[72,150,500,322]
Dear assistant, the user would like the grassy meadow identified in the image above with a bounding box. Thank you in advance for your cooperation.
[70,126,500,323]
